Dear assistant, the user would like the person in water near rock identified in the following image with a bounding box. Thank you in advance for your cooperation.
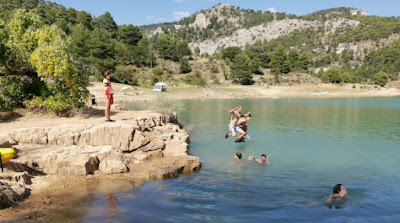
[249,154,267,164]
[103,72,115,122]
[325,184,347,204]
[235,112,251,143]
[225,105,242,139]
[234,152,242,161]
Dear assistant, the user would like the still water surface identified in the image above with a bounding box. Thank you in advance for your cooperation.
[49,98,400,222]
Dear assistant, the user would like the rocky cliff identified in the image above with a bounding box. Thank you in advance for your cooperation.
[0,112,201,209]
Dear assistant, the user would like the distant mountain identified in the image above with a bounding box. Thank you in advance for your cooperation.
[141,4,399,61]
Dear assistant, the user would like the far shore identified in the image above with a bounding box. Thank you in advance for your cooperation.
[88,82,400,105]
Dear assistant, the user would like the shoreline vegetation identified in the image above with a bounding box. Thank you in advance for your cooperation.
[88,82,400,106]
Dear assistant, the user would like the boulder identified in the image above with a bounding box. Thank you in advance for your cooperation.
[0,133,16,148]
[163,140,188,156]
[98,159,128,175]
[0,180,29,209]
[141,138,165,152]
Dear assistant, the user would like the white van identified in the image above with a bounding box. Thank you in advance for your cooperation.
[153,82,167,92]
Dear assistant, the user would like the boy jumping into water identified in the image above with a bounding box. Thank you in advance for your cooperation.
[235,112,251,143]
[225,105,242,139]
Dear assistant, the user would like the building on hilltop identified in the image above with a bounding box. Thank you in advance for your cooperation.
[350,9,368,16]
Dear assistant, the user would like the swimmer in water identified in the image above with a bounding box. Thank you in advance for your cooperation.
[234,152,242,161]
[249,154,267,164]
[325,184,347,204]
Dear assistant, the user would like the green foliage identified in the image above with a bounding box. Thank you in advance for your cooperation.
[270,45,290,74]
[1,9,88,112]
[373,71,389,86]
[213,76,220,85]
[87,27,117,73]
[152,66,164,76]
[364,40,400,80]
[117,24,142,46]
[25,93,74,113]
[296,52,311,72]
[156,33,191,61]
[0,76,28,111]
[68,24,91,62]
[179,58,192,74]
[94,12,118,36]
[112,65,139,85]
[243,10,274,28]
[183,71,206,86]
[210,64,219,73]
[4,9,42,74]
[302,7,352,21]
[194,46,200,57]
[321,67,345,83]
[222,46,242,62]
[330,16,400,45]
[229,53,253,85]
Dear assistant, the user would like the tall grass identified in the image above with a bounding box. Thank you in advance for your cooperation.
[144,94,184,115]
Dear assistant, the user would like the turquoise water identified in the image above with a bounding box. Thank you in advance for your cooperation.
[55,98,400,222]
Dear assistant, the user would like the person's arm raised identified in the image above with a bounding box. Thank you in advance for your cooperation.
[229,106,241,113]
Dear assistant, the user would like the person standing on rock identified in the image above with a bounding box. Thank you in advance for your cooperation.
[103,72,115,122]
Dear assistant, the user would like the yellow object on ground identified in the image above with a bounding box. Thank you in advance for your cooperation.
[0,148,15,164]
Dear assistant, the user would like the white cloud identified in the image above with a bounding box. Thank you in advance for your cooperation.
[146,15,166,21]
[173,11,190,20]
[267,7,278,13]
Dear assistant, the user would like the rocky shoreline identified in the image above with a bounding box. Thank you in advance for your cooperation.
[0,111,201,214]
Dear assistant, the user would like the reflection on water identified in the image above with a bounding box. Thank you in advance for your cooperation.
[47,97,400,222]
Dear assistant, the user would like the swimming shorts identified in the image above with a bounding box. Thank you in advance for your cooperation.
[228,124,241,132]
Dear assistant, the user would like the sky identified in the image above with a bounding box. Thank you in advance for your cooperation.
[52,0,400,26]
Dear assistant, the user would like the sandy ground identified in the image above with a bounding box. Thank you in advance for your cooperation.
[88,82,400,105]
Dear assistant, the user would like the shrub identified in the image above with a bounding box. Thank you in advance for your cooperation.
[213,77,220,84]
[25,93,75,115]
[152,66,164,76]
[183,71,207,86]
[210,64,219,73]
[179,58,192,74]
[373,71,389,87]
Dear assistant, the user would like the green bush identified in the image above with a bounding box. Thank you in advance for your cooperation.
[213,77,220,85]
[152,66,164,76]
[183,71,207,86]
[210,64,219,73]
[373,71,389,86]
[25,93,74,114]
[0,76,28,111]
[179,58,192,74]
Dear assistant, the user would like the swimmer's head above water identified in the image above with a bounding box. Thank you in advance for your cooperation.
[326,184,347,204]
[260,154,267,163]
[333,184,347,196]
[235,152,242,160]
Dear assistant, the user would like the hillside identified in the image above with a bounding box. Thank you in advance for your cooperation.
[1,1,400,113]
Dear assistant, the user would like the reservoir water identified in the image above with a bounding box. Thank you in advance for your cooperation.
[48,97,400,222]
